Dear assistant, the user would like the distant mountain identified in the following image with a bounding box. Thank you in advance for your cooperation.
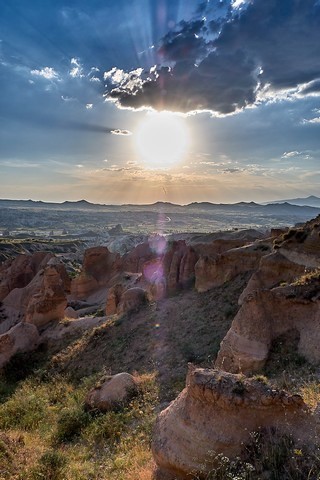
[268,196,320,207]
[0,198,319,215]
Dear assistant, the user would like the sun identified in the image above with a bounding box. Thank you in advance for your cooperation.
[135,112,189,168]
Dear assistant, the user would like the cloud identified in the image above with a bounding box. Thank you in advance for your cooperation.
[104,0,320,116]
[69,58,84,78]
[110,129,132,136]
[303,117,320,124]
[30,67,59,80]
[282,151,301,159]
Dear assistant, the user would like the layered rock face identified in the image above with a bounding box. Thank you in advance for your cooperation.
[0,322,39,368]
[195,241,271,293]
[153,367,317,480]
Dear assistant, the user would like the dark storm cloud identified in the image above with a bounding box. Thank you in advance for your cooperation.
[105,0,320,115]
[158,19,208,62]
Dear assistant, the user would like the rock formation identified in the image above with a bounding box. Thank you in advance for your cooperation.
[71,246,121,300]
[25,265,67,329]
[152,366,317,480]
[0,252,53,301]
[238,251,306,304]
[216,218,320,374]
[1,256,69,333]
[195,241,271,293]
[216,281,320,373]
[85,372,138,412]
[105,272,142,315]
[0,322,39,369]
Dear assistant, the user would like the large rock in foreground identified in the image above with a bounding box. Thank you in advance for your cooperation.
[152,367,317,480]
[85,372,138,412]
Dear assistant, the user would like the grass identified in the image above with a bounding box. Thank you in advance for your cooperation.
[0,370,158,480]
[192,429,320,480]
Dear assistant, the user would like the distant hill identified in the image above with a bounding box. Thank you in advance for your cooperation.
[268,195,320,207]
[0,198,319,215]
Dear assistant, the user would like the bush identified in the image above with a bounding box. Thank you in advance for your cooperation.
[55,406,91,443]
[0,385,47,430]
[30,450,67,480]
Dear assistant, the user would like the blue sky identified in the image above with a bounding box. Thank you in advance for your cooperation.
[1,0,320,204]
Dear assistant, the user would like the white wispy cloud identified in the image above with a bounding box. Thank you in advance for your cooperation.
[69,58,84,78]
[30,66,59,80]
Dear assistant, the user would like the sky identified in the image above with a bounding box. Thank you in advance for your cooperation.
[0,0,320,204]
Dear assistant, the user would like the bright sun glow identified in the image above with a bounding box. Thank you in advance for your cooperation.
[135,112,189,169]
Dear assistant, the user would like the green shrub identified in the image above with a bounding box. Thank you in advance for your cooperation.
[55,406,91,443]
[30,450,67,480]
[0,386,47,430]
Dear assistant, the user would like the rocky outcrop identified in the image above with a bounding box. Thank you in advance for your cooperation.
[0,252,53,301]
[216,217,320,374]
[239,251,306,304]
[216,282,320,374]
[152,366,317,480]
[122,242,154,273]
[25,265,67,329]
[0,322,39,369]
[71,247,121,300]
[2,259,69,332]
[105,272,143,315]
[85,372,138,412]
[195,242,271,293]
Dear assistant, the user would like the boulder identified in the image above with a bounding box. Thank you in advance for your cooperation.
[85,372,138,412]
[152,366,317,480]
[0,322,39,369]
[118,287,147,314]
